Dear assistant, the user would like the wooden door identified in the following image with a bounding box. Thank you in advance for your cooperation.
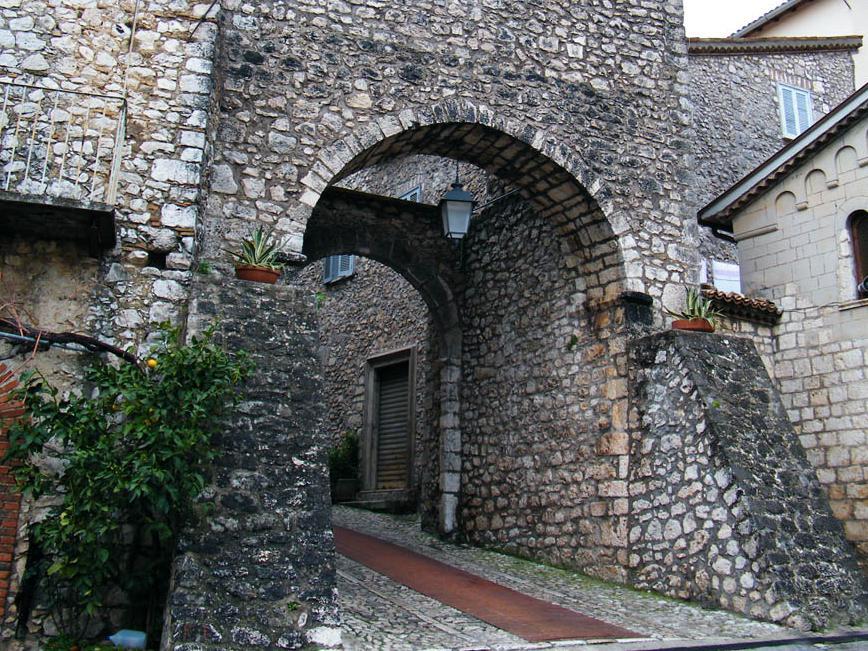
[374,361,410,490]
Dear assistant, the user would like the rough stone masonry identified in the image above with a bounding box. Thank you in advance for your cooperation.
[630,332,866,629]
[0,0,866,648]
[164,278,341,650]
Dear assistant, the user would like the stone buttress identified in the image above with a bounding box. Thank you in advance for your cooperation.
[630,331,867,629]
[161,278,341,650]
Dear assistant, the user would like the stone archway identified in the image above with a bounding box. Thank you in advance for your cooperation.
[301,186,464,532]
[299,104,633,306]
[302,186,462,355]
[301,125,636,574]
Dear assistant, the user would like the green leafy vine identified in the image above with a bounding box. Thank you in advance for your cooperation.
[3,323,252,640]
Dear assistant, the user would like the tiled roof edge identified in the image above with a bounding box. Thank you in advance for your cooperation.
[702,286,783,325]
[688,35,862,56]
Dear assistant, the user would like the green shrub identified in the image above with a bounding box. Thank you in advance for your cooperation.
[328,431,359,482]
[4,323,252,638]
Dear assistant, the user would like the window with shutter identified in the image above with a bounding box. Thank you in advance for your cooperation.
[322,254,355,283]
[401,186,422,202]
[778,84,813,139]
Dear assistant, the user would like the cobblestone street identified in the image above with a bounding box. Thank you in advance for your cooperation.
[332,507,810,650]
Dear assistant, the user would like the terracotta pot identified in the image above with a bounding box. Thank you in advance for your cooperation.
[332,478,359,503]
[235,264,281,284]
[672,318,714,333]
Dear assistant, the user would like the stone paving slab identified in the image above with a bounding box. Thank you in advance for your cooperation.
[332,506,792,650]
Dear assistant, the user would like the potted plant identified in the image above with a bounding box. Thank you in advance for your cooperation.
[667,287,721,333]
[225,226,285,284]
[328,431,360,503]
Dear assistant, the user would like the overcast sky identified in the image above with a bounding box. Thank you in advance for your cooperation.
[683,0,787,37]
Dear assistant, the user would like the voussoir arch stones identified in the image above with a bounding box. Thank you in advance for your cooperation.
[299,99,639,300]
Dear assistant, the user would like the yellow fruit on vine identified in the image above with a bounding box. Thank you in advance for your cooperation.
[147,358,158,369]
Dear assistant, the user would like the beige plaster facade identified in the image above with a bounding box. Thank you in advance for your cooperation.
[742,0,868,86]
[729,111,868,559]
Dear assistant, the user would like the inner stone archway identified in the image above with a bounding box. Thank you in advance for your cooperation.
[299,186,463,532]
[302,186,462,353]
[300,135,634,577]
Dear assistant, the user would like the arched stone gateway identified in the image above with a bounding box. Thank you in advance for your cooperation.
[160,1,866,647]
[0,0,865,645]
[301,124,633,540]
[306,115,630,303]
[170,119,866,651]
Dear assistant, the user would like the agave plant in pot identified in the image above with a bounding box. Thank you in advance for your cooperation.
[225,226,285,284]
[667,287,721,333]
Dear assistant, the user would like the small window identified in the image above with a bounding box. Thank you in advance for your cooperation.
[778,84,813,139]
[400,186,422,202]
[711,260,741,294]
[850,211,868,298]
[323,254,355,284]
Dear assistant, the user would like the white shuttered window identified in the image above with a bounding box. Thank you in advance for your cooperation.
[778,84,813,139]
[323,254,355,283]
[400,186,422,202]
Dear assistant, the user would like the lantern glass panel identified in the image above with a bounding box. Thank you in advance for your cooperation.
[442,199,472,238]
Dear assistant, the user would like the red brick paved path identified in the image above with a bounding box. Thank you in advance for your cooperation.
[333,525,639,643]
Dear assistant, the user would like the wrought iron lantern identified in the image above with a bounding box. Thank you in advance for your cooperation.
[438,167,475,240]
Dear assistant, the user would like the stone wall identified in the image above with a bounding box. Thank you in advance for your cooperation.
[459,192,635,581]
[725,111,868,565]
[0,238,98,387]
[0,239,99,640]
[715,304,868,568]
[0,0,222,639]
[339,154,494,206]
[629,331,867,629]
[688,47,855,262]
[295,258,430,447]
[0,0,222,354]
[162,277,340,650]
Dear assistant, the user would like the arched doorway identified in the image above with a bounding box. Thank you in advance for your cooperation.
[299,185,462,532]
[302,123,631,579]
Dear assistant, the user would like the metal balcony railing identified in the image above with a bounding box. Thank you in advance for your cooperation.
[0,82,126,206]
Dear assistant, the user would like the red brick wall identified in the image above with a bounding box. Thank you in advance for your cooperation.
[0,363,23,620]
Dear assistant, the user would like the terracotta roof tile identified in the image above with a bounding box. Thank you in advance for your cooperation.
[688,36,862,56]
[701,286,782,325]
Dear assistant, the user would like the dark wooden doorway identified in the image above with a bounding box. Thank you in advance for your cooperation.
[374,361,409,489]
[362,348,416,496]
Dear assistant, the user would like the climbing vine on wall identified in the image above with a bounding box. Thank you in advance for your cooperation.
[2,323,252,638]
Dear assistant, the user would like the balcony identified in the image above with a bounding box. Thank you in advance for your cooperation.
[0,82,125,253]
